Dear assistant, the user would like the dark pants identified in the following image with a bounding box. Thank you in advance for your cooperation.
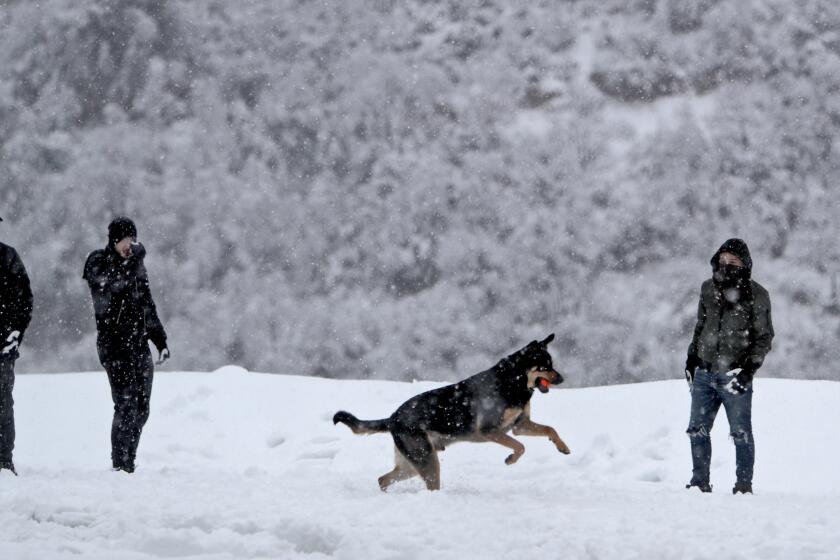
[687,368,754,485]
[0,358,14,464]
[100,343,154,469]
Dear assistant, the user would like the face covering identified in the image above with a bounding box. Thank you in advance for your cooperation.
[713,263,749,289]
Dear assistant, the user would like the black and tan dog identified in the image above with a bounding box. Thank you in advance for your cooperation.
[333,334,570,491]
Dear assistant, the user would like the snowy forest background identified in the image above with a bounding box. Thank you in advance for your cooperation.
[1,0,839,386]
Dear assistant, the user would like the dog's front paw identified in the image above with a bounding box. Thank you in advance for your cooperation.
[555,441,571,455]
[505,453,521,465]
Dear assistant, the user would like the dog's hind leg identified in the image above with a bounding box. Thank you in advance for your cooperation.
[392,431,441,491]
[482,432,526,465]
[378,447,418,491]
[414,451,441,491]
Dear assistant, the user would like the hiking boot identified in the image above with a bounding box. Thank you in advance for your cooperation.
[686,481,712,493]
[732,481,753,494]
[0,461,18,476]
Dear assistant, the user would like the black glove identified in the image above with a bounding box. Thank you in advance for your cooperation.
[128,241,146,263]
[685,354,702,384]
[123,242,146,268]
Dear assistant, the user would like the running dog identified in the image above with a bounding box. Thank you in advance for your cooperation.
[333,334,570,491]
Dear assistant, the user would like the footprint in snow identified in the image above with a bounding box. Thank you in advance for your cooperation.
[297,448,339,460]
[641,446,665,461]
[636,468,666,483]
[310,436,339,445]
[266,432,286,448]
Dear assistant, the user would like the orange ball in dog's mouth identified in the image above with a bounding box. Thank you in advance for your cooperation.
[537,377,551,393]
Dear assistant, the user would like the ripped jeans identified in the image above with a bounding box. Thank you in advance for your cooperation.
[687,368,754,485]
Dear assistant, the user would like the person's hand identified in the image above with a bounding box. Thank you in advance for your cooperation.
[685,354,702,385]
[120,241,146,267]
[1,331,20,355]
[724,367,753,395]
[156,347,170,366]
[129,241,146,261]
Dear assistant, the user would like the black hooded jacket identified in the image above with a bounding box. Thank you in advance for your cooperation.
[83,244,167,353]
[0,242,33,355]
[687,239,774,372]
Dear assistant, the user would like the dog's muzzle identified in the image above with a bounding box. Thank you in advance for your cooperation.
[536,370,563,393]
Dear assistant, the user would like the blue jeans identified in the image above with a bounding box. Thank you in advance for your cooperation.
[687,368,754,485]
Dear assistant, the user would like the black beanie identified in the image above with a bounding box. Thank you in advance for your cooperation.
[108,217,137,246]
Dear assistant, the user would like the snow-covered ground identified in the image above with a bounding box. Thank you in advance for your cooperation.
[1,367,838,559]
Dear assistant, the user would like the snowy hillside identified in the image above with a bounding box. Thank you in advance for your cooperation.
[3,1,840,383]
[2,368,839,559]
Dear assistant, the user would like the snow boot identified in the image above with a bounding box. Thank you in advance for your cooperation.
[732,481,752,494]
[686,481,712,493]
[112,462,136,474]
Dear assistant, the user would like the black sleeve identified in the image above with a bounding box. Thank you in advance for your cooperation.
[83,251,136,296]
[747,289,774,368]
[687,284,706,358]
[136,261,167,351]
[83,250,140,327]
[6,248,33,337]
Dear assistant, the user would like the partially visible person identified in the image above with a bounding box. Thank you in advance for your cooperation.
[83,217,169,473]
[0,215,34,476]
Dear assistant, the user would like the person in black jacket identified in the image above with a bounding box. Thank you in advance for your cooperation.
[83,217,169,473]
[0,215,34,476]
[684,238,774,495]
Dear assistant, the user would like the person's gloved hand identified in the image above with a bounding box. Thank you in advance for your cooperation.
[121,242,146,267]
[156,346,170,366]
[129,241,146,261]
[1,331,20,356]
[685,354,702,385]
[724,364,756,395]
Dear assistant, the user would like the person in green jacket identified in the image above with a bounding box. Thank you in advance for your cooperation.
[684,238,774,494]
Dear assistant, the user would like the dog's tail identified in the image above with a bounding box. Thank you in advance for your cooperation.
[333,411,391,435]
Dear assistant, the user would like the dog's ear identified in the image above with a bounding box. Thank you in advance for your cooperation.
[540,333,555,346]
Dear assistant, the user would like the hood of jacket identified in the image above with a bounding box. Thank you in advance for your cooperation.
[711,238,753,273]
